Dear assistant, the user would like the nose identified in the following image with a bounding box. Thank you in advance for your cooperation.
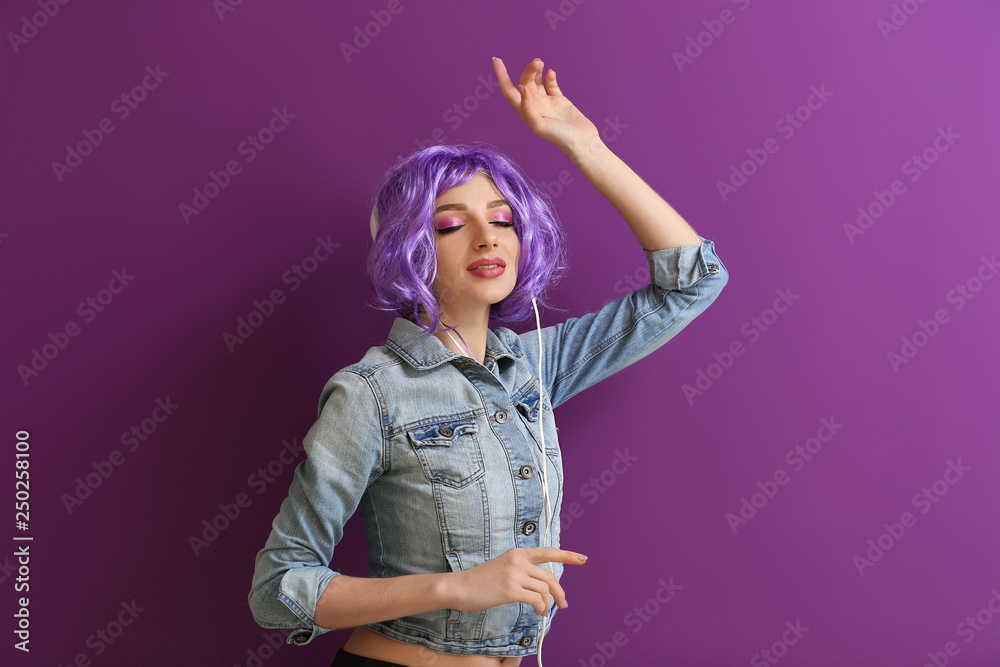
[473,217,500,248]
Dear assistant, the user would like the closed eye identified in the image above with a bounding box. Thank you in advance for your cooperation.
[437,220,515,234]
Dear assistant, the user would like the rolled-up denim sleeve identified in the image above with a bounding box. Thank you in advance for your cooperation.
[247,368,383,646]
[518,235,729,409]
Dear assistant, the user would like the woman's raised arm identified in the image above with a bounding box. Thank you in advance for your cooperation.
[493,57,702,251]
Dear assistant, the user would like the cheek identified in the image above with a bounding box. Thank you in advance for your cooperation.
[434,245,461,275]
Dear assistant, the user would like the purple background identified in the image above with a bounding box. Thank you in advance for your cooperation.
[2,1,998,665]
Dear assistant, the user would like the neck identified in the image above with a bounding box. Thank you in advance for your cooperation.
[417,306,490,364]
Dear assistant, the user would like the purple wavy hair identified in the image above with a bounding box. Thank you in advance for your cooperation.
[365,143,569,337]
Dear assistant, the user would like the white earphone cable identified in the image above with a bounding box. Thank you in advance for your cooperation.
[449,299,553,663]
[531,296,552,667]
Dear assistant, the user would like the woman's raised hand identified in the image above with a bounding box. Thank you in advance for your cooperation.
[493,57,601,158]
[445,546,588,616]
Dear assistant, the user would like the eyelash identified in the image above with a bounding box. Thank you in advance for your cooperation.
[437,220,515,234]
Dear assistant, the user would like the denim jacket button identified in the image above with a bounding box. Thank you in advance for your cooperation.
[519,635,534,647]
[518,464,533,478]
[439,425,454,437]
[522,521,537,535]
[495,409,508,423]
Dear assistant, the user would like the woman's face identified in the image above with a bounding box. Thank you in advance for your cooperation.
[431,172,521,317]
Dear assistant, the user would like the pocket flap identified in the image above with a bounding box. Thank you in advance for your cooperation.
[408,420,479,446]
[514,384,541,422]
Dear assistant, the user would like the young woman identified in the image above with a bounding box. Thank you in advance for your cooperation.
[248,57,729,666]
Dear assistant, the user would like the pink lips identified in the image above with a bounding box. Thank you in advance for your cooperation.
[467,257,506,278]
[467,257,506,271]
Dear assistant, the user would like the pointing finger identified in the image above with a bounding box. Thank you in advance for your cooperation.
[528,547,589,564]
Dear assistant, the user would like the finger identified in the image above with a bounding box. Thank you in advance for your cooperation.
[518,59,539,88]
[535,566,568,608]
[520,59,546,99]
[518,83,545,132]
[529,547,589,565]
[520,574,552,616]
[544,68,564,97]
[492,57,521,109]
[532,59,545,90]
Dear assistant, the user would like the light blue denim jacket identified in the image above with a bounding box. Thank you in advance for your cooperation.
[248,236,728,657]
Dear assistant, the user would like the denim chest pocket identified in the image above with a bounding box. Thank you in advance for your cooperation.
[406,419,485,489]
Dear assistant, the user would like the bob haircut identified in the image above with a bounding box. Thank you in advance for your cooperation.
[366,143,568,337]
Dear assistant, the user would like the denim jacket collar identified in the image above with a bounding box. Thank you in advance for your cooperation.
[385,316,525,371]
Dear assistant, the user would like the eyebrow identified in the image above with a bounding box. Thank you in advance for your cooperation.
[434,199,511,213]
